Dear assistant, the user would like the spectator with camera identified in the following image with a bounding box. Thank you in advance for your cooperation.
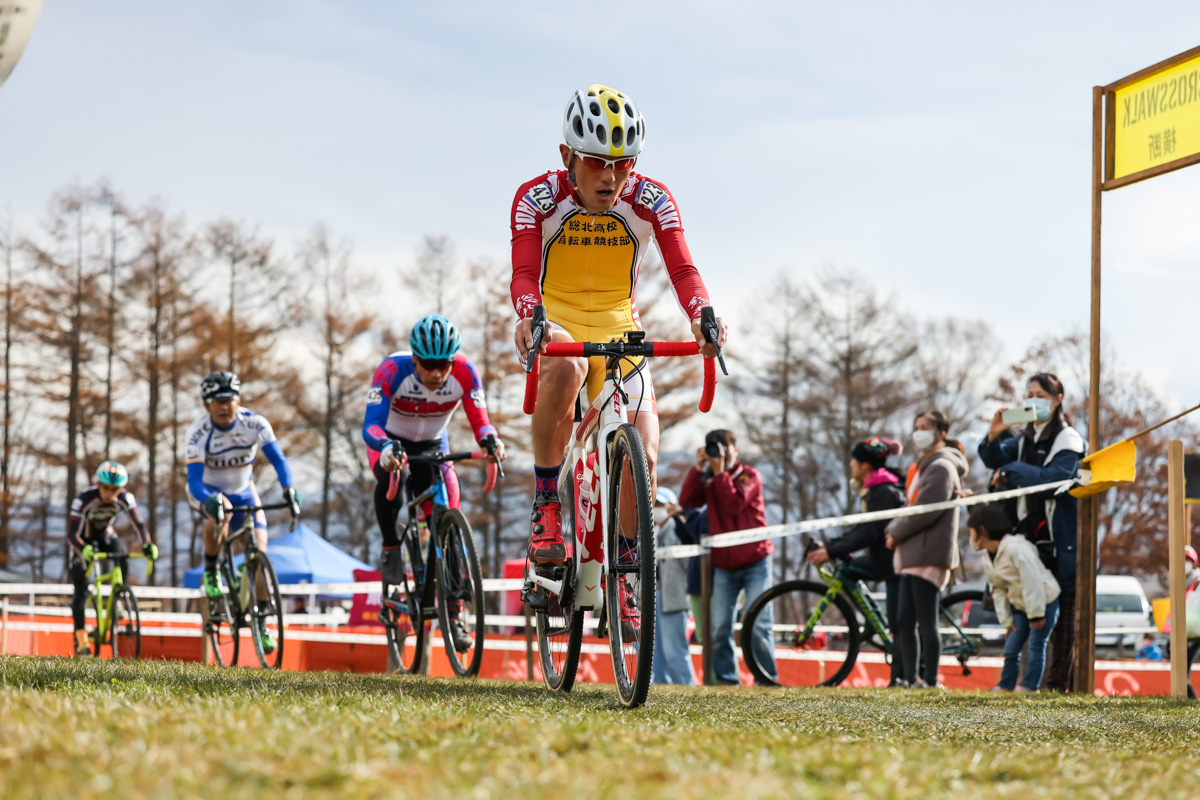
[978,372,1083,692]
[680,429,776,685]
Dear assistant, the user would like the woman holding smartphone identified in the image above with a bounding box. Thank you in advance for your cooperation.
[978,372,1084,693]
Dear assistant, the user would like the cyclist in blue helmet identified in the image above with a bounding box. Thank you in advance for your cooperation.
[67,461,156,656]
[363,314,506,651]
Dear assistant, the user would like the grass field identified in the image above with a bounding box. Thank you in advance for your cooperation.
[2,657,1199,799]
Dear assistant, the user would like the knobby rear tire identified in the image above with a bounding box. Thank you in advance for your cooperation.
[606,423,655,708]
[740,580,862,688]
[246,553,285,669]
[435,508,486,677]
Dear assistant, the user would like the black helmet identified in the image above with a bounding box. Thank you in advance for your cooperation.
[200,371,241,402]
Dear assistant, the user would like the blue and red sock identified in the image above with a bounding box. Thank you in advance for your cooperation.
[534,464,560,497]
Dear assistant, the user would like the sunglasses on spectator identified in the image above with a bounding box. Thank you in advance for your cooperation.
[416,357,453,371]
[572,150,637,172]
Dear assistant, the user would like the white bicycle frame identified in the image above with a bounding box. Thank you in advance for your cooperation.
[525,362,632,613]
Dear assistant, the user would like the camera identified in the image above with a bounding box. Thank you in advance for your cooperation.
[705,440,726,460]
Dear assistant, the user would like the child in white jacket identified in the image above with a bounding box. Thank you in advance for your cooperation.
[968,504,1062,692]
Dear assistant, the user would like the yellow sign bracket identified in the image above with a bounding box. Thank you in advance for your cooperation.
[1070,402,1200,497]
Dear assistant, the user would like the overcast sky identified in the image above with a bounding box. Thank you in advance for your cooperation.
[4,1,1200,421]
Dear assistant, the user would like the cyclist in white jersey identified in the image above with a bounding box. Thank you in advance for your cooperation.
[186,372,299,620]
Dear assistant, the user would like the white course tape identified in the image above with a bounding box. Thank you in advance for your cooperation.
[692,479,1074,552]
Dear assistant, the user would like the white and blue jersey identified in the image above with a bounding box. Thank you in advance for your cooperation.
[185,408,293,517]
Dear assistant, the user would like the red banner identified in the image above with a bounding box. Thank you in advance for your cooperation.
[348,568,384,628]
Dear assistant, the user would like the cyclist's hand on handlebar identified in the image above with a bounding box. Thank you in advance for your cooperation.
[380,441,406,472]
[203,494,230,520]
[690,312,728,359]
[480,434,507,461]
[514,317,551,365]
[283,486,302,510]
[142,543,159,561]
[81,544,95,566]
[805,544,830,565]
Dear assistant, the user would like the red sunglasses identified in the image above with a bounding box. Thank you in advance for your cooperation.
[415,356,453,371]
[574,151,637,172]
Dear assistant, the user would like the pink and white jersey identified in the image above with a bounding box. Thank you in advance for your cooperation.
[362,352,496,461]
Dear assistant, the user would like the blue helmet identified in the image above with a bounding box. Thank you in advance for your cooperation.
[95,461,129,488]
[410,314,461,361]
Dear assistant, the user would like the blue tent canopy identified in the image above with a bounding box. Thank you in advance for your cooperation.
[183,523,373,599]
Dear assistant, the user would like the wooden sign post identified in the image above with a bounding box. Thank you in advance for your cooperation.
[1081,45,1200,695]
[1167,442,1188,697]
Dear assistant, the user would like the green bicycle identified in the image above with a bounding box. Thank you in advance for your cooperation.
[739,535,985,687]
[86,552,154,659]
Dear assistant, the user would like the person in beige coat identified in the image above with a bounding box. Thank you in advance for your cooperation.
[885,410,968,688]
[968,504,1061,692]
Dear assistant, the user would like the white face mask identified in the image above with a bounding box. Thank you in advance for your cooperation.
[912,429,936,452]
[1026,396,1053,423]
[653,507,669,525]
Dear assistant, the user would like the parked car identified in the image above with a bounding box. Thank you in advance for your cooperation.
[1095,575,1154,647]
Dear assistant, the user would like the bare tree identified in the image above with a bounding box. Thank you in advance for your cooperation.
[402,235,459,317]
[207,219,278,371]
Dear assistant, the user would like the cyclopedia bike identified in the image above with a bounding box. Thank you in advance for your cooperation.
[739,534,985,687]
[87,552,153,658]
[205,495,299,669]
[520,304,725,707]
[380,447,500,678]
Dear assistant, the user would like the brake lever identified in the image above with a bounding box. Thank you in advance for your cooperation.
[700,306,728,376]
[524,305,547,374]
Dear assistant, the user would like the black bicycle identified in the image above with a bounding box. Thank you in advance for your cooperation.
[380,447,500,678]
[739,535,985,687]
[205,495,299,669]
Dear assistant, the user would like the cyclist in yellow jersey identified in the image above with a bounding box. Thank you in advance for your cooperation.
[511,84,728,565]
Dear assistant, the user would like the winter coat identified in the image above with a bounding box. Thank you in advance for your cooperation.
[978,419,1084,592]
[980,533,1062,627]
[680,462,771,571]
[884,446,969,570]
[825,470,905,580]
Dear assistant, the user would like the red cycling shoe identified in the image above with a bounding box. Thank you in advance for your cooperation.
[528,493,566,565]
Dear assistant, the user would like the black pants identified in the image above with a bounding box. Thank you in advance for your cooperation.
[895,574,941,686]
[373,438,445,548]
[69,535,127,630]
[1044,588,1076,692]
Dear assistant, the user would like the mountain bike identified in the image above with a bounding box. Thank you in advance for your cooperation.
[87,552,154,658]
[206,494,299,669]
[380,446,500,678]
[739,535,985,687]
[520,304,724,707]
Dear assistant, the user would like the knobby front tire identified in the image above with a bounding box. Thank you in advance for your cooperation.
[435,509,485,677]
[384,534,424,675]
[112,586,141,659]
[536,472,583,692]
[206,590,240,666]
[606,423,656,708]
[740,580,862,688]
[246,553,285,669]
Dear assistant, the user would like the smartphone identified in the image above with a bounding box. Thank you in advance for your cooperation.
[1001,402,1038,425]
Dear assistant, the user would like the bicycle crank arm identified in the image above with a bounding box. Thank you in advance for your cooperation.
[527,572,563,598]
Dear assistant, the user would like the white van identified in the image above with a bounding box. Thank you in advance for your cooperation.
[1095,575,1153,647]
